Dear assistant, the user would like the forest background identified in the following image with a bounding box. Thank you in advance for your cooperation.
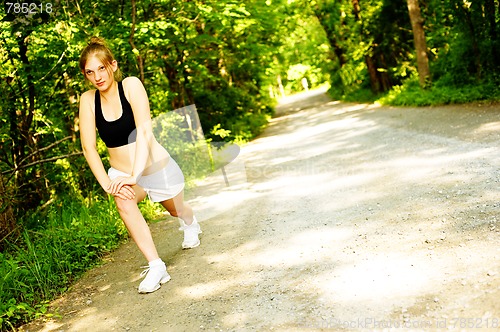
[1,0,499,330]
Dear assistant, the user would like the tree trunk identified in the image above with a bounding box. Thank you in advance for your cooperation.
[377,53,392,92]
[0,174,16,250]
[351,0,389,93]
[352,0,361,20]
[459,3,482,80]
[365,54,380,93]
[129,0,145,83]
[407,0,431,88]
[484,0,498,70]
[277,75,285,98]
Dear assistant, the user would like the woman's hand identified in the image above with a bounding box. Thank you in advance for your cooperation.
[107,176,137,196]
[117,185,136,200]
[105,177,137,200]
[104,184,135,200]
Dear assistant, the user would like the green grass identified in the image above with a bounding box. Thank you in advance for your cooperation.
[377,77,500,106]
[0,195,127,330]
[329,75,500,107]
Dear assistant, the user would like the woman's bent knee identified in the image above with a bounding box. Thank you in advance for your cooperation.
[114,196,139,215]
[168,207,182,218]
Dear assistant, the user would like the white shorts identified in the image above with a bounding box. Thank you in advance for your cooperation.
[108,158,185,202]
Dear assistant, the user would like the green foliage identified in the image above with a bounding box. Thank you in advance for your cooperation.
[310,0,414,96]
[151,109,214,187]
[424,0,500,83]
[0,196,126,330]
[313,0,500,103]
[377,76,500,106]
[330,87,379,104]
[265,1,333,96]
[194,83,274,142]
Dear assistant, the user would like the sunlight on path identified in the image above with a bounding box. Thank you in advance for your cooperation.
[276,85,330,105]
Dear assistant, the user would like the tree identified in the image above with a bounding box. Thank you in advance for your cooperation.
[407,0,431,88]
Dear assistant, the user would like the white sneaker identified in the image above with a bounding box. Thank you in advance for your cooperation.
[179,217,202,249]
[138,260,171,294]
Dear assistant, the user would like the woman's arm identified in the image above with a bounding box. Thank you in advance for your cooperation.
[125,76,154,180]
[79,90,135,200]
[79,90,110,188]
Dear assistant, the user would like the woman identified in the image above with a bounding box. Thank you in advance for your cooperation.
[78,37,201,294]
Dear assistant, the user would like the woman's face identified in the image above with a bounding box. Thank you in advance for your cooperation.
[83,55,117,92]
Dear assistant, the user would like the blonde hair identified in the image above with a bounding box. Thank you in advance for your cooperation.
[79,37,122,81]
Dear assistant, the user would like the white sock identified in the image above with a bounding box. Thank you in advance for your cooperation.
[148,258,164,267]
[180,216,197,226]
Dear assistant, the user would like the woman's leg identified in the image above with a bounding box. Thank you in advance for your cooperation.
[160,190,201,249]
[114,185,170,293]
[114,185,159,262]
[160,189,194,224]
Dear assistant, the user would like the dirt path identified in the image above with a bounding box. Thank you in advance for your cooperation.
[22,89,499,331]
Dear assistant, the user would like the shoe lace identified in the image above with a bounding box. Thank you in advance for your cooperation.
[139,266,150,278]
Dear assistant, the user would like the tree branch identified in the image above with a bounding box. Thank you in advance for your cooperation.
[2,151,83,175]
[17,136,73,167]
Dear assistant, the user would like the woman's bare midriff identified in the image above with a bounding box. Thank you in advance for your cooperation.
[108,139,170,176]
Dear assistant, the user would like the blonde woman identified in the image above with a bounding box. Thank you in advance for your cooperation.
[78,37,201,293]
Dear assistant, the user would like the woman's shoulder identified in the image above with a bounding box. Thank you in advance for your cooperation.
[80,89,96,101]
[122,76,143,88]
[122,77,147,99]
[79,89,97,114]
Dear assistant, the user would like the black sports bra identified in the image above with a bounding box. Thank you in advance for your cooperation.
[95,81,137,148]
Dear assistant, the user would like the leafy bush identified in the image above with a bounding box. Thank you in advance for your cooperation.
[194,83,274,143]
